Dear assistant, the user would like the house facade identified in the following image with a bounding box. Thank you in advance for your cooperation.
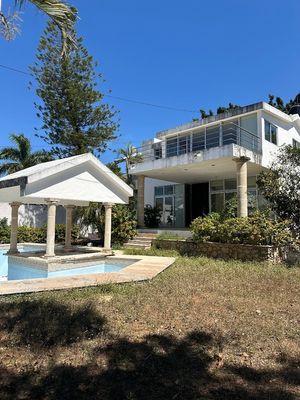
[130,102,300,229]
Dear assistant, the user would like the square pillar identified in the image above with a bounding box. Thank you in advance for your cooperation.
[64,205,74,251]
[233,157,250,217]
[104,203,113,250]
[45,200,58,257]
[137,175,145,228]
[7,202,21,254]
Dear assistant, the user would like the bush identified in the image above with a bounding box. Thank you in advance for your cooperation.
[0,218,10,244]
[191,212,293,246]
[76,203,137,246]
[0,224,80,245]
[144,204,162,228]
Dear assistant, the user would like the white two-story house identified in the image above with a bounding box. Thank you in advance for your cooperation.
[130,101,300,229]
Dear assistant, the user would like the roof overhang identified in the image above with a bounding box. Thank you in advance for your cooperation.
[0,153,133,206]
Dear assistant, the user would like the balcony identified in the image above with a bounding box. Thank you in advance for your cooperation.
[136,121,261,164]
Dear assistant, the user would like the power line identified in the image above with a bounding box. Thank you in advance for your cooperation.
[0,63,199,114]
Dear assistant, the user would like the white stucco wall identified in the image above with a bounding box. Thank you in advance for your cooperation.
[260,110,300,168]
[0,203,66,227]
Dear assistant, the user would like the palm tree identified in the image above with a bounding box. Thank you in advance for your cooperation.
[117,143,143,184]
[0,133,52,175]
[0,0,76,55]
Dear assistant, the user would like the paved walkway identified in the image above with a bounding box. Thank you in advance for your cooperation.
[0,253,175,296]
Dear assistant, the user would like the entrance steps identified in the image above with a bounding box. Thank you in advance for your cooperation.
[124,232,158,250]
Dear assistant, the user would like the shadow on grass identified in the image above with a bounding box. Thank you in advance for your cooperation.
[0,327,298,399]
[0,299,106,348]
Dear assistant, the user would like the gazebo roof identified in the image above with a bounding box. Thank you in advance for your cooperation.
[0,153,133,206]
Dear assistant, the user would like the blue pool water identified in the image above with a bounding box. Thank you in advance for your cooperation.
[0,245,45,279]
[0,246,132,281]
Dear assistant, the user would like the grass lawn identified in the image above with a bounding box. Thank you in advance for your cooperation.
[0,250,299,399]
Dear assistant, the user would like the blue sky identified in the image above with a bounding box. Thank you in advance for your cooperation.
[0,0,299,164]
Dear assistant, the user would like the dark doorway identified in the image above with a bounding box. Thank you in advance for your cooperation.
[185,183,209,227]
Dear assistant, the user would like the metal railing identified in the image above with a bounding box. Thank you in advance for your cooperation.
[133,121,261,164]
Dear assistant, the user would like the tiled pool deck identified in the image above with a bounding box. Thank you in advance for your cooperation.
[0,251,175,296]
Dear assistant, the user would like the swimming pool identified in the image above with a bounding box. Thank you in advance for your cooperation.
[0,246,133,281]
[0,245,46,280]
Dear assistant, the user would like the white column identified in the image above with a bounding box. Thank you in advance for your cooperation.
[137,175,145,228]
[45,200,58,257]
[104,203,113,250]
[8,202,21,254]
[234,157,250,217]
[64,205,74,251]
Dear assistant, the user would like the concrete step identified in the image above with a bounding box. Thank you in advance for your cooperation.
[127,238,154,243]
[124,243,151,249]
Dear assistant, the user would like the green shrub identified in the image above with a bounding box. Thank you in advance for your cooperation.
[144,205,162,228]
[0,218,10,244]
[0,224,80,245]
[190,213,222,243]
[76,203,137,246]
[191,212,293,246]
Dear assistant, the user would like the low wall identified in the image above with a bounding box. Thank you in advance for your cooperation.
[153,239,287,263]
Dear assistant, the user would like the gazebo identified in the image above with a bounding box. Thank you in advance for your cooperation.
[0,153,133,257]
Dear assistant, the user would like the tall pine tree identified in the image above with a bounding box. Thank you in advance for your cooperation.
[31,22,118,158]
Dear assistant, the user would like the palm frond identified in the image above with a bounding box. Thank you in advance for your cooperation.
[13,0,77,55]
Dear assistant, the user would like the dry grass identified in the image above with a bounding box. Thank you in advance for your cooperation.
[0,253,299,399]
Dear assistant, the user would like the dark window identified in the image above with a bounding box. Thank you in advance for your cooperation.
[264,120,277,145]
[166,137,178,157]
[192,130,205,151]
[206,125,220,149]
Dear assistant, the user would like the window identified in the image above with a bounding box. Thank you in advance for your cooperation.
[153,143,162,159]
[210,177,259,213]
[154,186,163,196]
[293,139,300,149]
[166,137,178,157]
[178,135,190,155]
[206,125,220,149]
[210,180,223,191]
[164,185,174,195]
[192,130,205,151]
[224,178,237,190]
[264,120,277,145]
[222,119,238,146]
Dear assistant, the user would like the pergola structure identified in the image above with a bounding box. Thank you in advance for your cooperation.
[0,153,133,257]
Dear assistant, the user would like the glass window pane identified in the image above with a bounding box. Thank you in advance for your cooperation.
[210,180,223,191]
[247,176,257,189]
[155,197,163,211]
[154,186,163,196]
[264,120,270,141]
[164,185,174,195]
[271,124,277,144]
[211,193,224,213]
[192,130,205,151]
[224,178,237,190]
[174,184,185,228]
[178,135,190,155]
[166,137,178,157]
[222,120,238,145]
[206,125,220,149]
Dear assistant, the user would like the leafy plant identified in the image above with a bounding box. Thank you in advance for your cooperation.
[0,133,52,175]
[191,212,292,246]
[257,145,300,237]
[144,205,162,228]
[76,204,137,246]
